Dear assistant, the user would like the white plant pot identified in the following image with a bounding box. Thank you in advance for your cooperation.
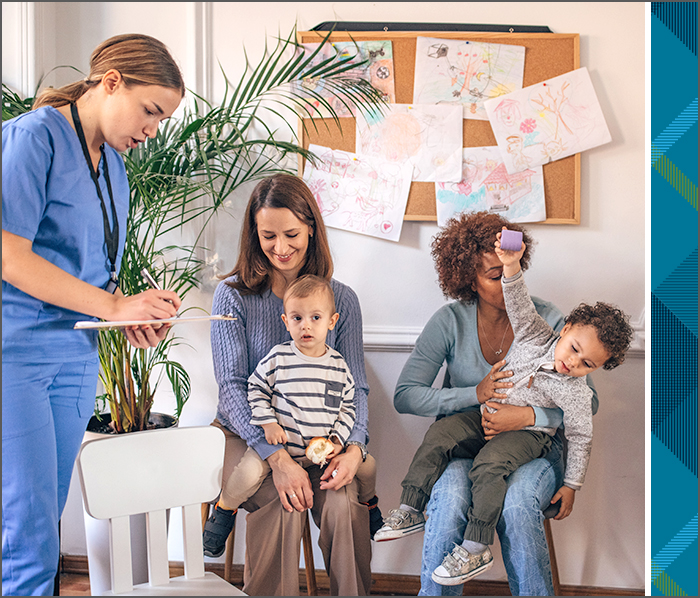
[81,413,177,596]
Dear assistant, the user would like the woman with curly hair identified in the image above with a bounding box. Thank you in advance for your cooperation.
[376,219,632,589]
[387,212,602,596]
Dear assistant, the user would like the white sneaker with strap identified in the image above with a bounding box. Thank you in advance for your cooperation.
[373,507,426,541]
[432,543,494,585]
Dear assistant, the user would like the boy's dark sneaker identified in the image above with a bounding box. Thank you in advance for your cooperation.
[362,495,384,540]
[203,504,237,558]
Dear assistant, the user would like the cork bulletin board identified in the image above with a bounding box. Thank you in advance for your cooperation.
[297,29,581,224]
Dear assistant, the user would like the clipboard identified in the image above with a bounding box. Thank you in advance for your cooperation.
[74,313,236,331]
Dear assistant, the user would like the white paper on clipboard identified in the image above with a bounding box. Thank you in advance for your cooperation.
[74,313,236,330]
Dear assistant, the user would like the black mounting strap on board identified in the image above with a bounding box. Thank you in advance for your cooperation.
[311,22,552,33]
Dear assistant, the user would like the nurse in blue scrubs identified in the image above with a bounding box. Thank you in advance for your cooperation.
[2,34,185,596]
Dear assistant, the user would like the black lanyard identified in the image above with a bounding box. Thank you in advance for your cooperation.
[70,103,120,293]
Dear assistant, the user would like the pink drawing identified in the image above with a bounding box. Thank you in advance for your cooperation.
[303,144,412,242]
[482,163,536,209]
[520,118,536,134]
[493,99,521,127]
[484,68,612,174]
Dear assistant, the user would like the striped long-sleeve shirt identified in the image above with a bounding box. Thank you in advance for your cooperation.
[248,340,356,459]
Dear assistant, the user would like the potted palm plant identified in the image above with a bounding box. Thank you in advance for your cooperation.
[97,27,384,433]
[6,26,384,436]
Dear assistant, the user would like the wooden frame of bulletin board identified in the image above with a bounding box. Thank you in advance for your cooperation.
[297,29,581,224]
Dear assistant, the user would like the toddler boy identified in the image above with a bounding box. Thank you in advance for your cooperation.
[203,275,382,557]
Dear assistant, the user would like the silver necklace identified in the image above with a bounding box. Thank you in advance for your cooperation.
[478,313,511,356]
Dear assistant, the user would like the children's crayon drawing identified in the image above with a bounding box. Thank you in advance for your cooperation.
[356,104,463,183]
[298,40,395,118]
[413,37,526,120]
[302,144,412,242]
[435,146,546,227]
[484,67,612,174]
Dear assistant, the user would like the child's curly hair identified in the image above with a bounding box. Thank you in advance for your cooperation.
[565,303,633,370]
[431,211,534,303]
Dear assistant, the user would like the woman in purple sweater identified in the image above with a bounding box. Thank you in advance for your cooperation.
[207,174,375,596]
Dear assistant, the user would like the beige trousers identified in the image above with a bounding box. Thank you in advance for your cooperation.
[211,420,373,596]
[221,444,377,510]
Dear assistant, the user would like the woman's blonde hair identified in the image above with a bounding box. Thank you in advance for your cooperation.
[224,174,333,295]
[33,33,185,109]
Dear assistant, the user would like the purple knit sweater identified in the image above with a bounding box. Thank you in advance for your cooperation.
[211,276,370,460]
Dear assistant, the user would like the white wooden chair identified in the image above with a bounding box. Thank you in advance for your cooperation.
[76,426,245,596]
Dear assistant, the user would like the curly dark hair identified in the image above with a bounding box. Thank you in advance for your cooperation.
[431,211,534,303]
[565,303,633,370]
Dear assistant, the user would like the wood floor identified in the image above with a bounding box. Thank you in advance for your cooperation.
[58,568,645,597]
[58,555,644,596]
[58,572,91,596]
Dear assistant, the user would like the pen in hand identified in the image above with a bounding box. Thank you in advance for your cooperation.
[141,268,178,315]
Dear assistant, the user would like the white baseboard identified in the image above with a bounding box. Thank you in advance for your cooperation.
[364,312,645,357]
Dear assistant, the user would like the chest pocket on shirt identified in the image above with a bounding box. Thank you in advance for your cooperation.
[324,381,344,408]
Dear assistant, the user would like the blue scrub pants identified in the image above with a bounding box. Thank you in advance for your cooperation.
[2,358,99,597]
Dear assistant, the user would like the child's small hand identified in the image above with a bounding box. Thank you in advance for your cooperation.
[551,485,576,520]
[262,422,288,445]
[495,227,526,276]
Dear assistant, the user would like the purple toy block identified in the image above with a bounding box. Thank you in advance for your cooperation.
[500,229,523,252]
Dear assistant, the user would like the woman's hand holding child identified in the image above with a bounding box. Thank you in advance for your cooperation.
[550,485,576,520]
[320,443,363,492]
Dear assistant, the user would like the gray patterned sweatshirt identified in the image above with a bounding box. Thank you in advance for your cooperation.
[484,270,593,490]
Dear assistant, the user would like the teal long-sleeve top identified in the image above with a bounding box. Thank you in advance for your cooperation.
[394,296,598,426]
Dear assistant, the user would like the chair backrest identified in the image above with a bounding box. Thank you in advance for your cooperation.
[77,426,226,594]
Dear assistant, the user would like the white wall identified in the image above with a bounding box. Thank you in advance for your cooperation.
[3,2,645,590]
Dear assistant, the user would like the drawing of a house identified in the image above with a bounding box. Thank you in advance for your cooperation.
[483,163,536,212]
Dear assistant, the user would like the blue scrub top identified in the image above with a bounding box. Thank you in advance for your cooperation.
[2,106,130,362]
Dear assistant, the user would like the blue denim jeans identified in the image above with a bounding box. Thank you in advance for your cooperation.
[419,435,564,596]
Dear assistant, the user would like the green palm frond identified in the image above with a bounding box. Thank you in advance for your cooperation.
[4,25,386,433]
[2,84,34,120]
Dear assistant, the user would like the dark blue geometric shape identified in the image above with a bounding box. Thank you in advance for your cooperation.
[653,249,699,336]
[652,2,698,56]
[652,387,698,477]
[651,293,698,476]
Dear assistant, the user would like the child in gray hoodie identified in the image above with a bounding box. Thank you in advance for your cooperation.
[375,228,633,586]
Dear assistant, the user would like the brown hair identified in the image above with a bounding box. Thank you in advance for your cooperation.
[224,174,333,295]
[431,211,534,303]
[565,303,633,370]
[33,33,185,109]
[283,274,336,313]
